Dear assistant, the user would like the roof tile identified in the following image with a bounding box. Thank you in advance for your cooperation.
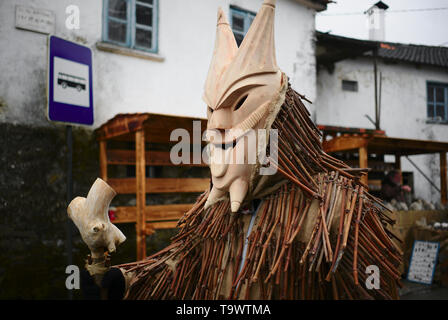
[377,42,448,68]
[316,31,448,68]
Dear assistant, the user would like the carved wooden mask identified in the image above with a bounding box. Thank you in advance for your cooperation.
[203,0,286,212]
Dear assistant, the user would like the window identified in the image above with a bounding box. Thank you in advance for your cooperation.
[229,6,256,47]
[342,80,358,92]
[103,0,158,53]
[427,82,448,122]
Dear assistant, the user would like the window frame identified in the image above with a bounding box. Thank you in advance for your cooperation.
[102,0,159,54]
[341,80,358,92]
[427,81,448,123]
[229,6,256,46]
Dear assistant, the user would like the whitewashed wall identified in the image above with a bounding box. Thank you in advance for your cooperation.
[0,0,317,128]
[315,57,448,203]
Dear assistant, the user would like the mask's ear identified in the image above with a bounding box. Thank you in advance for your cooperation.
[203,7,238,109]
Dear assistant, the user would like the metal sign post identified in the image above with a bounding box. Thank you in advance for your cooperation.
[47,36,94,299]
[65,125,73,300]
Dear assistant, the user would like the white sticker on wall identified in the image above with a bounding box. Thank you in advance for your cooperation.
[15,5,55,34]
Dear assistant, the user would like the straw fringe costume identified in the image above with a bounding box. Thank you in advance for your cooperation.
[117,83,402,300]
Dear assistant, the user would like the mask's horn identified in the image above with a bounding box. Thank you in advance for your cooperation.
[211,0,280,108]
[226,0,279,80]
[203,7,238,109]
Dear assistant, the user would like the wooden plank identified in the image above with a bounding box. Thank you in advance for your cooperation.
[143,203,191,221]
[106,149,208,167]
[113,204,193,223]
[322,136,366,153]
[317,124,386,136]
[370,136,448,155]
[144,132,203,144]
[95,113,208,143]
[338,159,394,170]
[359,146,368,185]
[143,115,207,144]
[395,154,402,184]
[99,140,108,181]
[394,154,401,170]
[135,130,146,260]
[323,135,448,156]
[108,177,210,194]
[368,179,382,191]
[96,113,149,141]
[441,152,447,205]
[146,221,178,232]
[143,115,207,135]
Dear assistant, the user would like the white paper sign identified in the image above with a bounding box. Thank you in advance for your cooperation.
[407,240,439,285]
[53,57,90,108]
[15,5,55,35]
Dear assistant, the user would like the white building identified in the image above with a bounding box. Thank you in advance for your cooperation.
[315,31,448,204]
[0,0,329,128]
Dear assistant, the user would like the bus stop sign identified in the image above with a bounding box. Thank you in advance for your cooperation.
[48,36,93,125]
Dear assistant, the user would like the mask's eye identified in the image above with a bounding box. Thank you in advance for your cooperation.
[208,106,214,114]
[234,95,248,111]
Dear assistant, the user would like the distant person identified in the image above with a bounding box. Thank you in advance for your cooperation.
[381,170,411,202]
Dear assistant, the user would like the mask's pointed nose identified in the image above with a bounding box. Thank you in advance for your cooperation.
[207,108,233,130]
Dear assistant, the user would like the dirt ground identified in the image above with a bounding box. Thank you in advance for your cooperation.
[399,279,448,300]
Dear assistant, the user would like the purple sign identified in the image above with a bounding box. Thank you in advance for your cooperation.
[48,36,93,125]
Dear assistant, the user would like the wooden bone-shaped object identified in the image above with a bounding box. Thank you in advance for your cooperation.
[67,178,126,260]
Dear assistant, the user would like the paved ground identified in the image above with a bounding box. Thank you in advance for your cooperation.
[399,280,448,300]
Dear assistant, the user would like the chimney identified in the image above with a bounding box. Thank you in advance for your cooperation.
[365,1,389,41]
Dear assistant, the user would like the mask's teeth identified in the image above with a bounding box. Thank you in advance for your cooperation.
[205,186,227,209]
[229,178,249,213]
[231,202,241,213]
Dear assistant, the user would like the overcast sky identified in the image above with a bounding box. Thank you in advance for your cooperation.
[316,0,448,46]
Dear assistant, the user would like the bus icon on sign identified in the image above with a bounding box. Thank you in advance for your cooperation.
[57,72,86,91]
